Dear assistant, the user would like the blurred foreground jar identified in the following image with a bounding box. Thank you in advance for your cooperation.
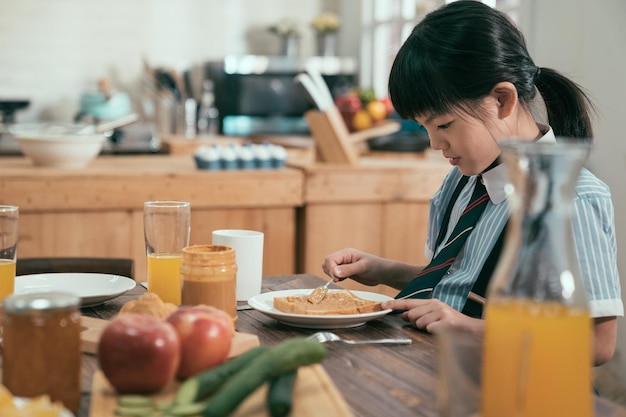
[180,244,237,321]
[481,139,592,417]
[2,292,81,412]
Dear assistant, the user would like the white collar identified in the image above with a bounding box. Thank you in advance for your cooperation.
[481,124,556,204]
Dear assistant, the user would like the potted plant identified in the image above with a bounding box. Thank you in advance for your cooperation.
[267,18,301,57]
[310,12,340,56]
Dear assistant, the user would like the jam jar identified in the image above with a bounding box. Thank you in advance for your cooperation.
[2,292,81,412]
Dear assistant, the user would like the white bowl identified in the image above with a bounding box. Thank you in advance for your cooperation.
[10,123,106,169]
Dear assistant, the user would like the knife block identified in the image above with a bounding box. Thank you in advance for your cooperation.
[305,106,401,165]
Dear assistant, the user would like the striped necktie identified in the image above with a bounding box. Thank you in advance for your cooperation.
[395,175,490,300]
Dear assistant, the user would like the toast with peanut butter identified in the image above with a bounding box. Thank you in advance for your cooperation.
[273,290,382,315]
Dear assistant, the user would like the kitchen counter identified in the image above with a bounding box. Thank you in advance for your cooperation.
[0,154,304,280]
[1,145,451,288]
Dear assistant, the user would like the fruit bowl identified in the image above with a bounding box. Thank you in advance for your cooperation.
[10,123,106,169]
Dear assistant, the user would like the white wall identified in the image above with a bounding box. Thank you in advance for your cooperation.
[528,0,626,383]
[0,0,336,123]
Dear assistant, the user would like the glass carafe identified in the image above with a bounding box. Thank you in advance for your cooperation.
[481,139,592,417]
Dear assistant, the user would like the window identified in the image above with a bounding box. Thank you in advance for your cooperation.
[360,0,525,98]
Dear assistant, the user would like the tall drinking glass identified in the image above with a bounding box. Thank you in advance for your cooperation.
[144,201,190,305]
[0,205,19,303]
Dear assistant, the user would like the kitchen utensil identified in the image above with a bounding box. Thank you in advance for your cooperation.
[144,201,191,306]
[307,331,412,345]
[11,123,106,169]
[307,279,332,304]
[212,230,264,301]
[94,113,140,133]
[77,113,140,134]
[295,73,331,110]
[305,63,335,108]
[14,273,136,308]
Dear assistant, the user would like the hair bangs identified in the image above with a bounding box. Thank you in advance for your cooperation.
[389,34,462,120]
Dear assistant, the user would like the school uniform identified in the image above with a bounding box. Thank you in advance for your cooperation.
[425,125,624,318]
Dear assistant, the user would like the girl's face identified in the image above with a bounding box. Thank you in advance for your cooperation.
[415,99,503,176]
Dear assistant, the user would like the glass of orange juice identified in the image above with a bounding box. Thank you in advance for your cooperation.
[0,205,19,303]
[143,201,190,305]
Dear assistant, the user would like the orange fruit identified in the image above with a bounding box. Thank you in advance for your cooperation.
[352,110,373,131]
[366,100,387,121]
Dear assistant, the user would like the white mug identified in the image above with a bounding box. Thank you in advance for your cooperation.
[212,229,264,301]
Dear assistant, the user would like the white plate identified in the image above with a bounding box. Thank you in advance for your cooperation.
[247,289,393,329]
[15,273,136,307]
[13,397,74,416]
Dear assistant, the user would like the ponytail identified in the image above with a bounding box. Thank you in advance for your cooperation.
[534,67,595,139]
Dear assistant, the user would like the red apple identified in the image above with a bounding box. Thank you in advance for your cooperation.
[97,313,180,394]
[166,306,235,380]
[334,92,362,112]
[335,92,363,131]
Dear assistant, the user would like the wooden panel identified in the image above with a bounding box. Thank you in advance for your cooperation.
[18,211,132,260]
[130,210,145,281]
[3,155,303,283]
[298,201,432,298]
[382,202,431,265]
[187,208,296,277]
[299,203,394,294]
[301,159,448,204]
[0,156,303,210]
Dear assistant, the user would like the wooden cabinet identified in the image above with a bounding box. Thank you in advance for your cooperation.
[295,156,449,296]
[1,155,303,281]
[1,150,450,295]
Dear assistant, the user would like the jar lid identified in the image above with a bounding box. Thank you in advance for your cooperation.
[2,292,80,314]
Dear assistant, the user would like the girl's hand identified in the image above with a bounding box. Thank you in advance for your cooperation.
[381,299,484,334]
[321,248,385,286]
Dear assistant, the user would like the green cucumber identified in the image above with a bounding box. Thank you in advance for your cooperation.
[166,400,211,416]
[175,346,268,404]
[202,338,327,417]
[117,395,153,408]
[267,370,298,417]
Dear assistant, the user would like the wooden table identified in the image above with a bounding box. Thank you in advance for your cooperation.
[76,274,626,417]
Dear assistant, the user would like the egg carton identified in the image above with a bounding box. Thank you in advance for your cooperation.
[194,142,287,170]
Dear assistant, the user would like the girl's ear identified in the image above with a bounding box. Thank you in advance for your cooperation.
[490,82,518,119]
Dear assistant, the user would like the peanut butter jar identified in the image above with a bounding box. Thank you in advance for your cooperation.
[180,244,237,321]
[2,292,81,412]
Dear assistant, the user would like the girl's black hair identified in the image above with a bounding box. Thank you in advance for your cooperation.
[389,0,594,139]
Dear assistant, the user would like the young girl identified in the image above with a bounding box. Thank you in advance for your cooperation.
[322,0,622,366]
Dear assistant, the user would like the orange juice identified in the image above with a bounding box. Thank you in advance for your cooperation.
[481,299,592,417]
[0,259,16,302]
[147,253,182,305]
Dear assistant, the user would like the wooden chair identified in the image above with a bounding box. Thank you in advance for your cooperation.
[16,257,134,279]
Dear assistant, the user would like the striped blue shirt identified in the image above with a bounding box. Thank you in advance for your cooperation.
[425,129,623,318]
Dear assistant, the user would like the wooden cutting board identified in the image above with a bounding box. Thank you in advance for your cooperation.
[80,316,260,358]
[90,363,354,417]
